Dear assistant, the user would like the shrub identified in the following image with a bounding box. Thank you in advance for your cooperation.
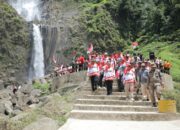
[33,81,50,93]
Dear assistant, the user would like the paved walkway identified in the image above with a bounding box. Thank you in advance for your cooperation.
[59,119,180,130]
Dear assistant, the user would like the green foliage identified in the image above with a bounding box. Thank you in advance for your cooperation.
[79,0,127,53]
[74,0,180,54]
[33,81,50,93]
[0,1,29,78]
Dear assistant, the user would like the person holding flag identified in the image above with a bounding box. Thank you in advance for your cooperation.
[87,43,93,54]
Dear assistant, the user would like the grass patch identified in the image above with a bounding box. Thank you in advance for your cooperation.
[33,81,50,94]
[0,111,38,130]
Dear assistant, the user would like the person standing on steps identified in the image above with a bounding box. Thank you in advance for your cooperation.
[116,64,125,92]
[98,60,105,88]
[103,61,115,95]
[87,60,100,91]
[123,63,136,101]
[139,63,150,101]
[148,63,162,107]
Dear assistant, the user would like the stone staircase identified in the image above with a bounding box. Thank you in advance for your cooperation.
[70,82,180,121]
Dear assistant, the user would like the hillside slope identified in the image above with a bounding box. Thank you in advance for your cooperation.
[0,1,30,85]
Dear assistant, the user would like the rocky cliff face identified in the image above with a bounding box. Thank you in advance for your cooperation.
[40,0,83,70]
[40,25,58,73]
[0,1,30,86]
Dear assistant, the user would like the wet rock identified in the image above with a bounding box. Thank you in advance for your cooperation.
[12,110,22,116]
[15,91,29,108]
[0,103,5,114]
[8,77,16,82]
[11,113,29,122]
[27,96,39,105]
[30,89,42,97]
[0,90,12,100]
[0,100,13,115]
[29,104,38,109]
[19,84,33,94]
[9,70,15,77]
[0,80,4,90]
[4,101,13,115]
[40,78,47,84]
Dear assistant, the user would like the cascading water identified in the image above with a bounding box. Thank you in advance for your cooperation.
[32,24,45,78]
[8,0,45,79]
[8,0,41,21]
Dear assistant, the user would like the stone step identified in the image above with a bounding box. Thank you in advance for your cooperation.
[76,99,152,106]
[70,110,180,121]
[81,95,142,100]
[74,104,157,112]
[82,86,119,91]
[80,91,128,95]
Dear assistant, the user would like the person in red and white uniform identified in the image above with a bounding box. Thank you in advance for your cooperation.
[87,60,100,91]
[123,64,136,101]
[103,62,115,95]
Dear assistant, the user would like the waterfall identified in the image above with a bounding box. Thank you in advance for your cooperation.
[8,0,45,79]
[8,0,41,21]
[32,24,45,78]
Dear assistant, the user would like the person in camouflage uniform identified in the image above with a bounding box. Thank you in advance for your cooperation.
[148,63,162,107]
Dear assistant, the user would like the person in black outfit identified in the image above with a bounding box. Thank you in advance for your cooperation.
[105,80,113,95]
[117,72,124,92]
[99,72,104,87]
[90,76,99,91]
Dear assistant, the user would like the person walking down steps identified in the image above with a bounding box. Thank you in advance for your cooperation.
[87,60,100,91]
[139,63,150,101]
[148,63,162,107]
[103,61,115,95]
[123,63,136,101]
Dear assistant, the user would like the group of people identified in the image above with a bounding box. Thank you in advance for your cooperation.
[53,55,87,76]
[87,51,172,107]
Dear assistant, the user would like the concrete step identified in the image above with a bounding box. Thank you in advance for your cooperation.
[70,110,180,121]
[81,95,142,100]
[82,86,119,91]
[76,99,152,106]
[74,104,157,112]
[80,91,128,95]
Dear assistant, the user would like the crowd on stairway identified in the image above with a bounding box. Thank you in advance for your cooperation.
[52,47,172,108]
[86,51,172,107]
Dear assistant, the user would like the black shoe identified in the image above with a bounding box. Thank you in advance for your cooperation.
[152,103,157,107]
[107,92,112,96]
